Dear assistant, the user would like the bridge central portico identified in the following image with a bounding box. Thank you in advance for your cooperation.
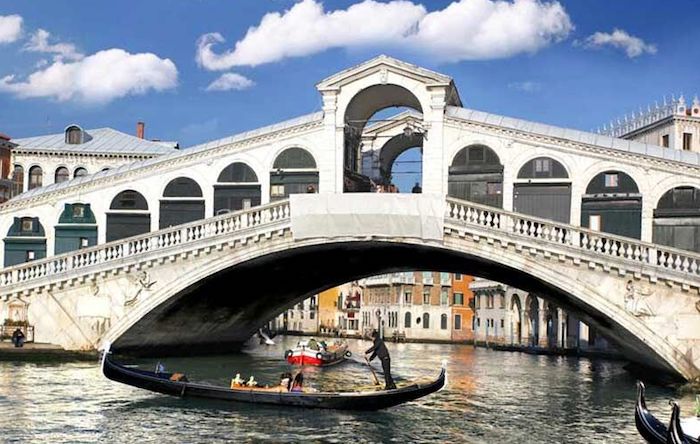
[2,55,700,380]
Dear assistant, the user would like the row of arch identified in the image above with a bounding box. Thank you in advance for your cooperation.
[401,312,448,330]
[447,145,700,252]
[12,164,96,193]
[3,148,320,266]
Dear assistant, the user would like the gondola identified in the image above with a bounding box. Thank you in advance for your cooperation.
[635,381,699,444]
[101,347,446,410]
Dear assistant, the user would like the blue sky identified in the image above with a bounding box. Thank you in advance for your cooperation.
[0,0,698,161]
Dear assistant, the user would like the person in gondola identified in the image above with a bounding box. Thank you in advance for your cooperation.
[290,372,304,392]
[365,330,396,390]
[11,328,25,348]
[279,372,292,391]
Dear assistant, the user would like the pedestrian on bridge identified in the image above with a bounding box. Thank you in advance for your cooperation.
[365,330,396,390]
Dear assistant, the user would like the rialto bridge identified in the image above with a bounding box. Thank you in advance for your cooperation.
[2,56,700,380]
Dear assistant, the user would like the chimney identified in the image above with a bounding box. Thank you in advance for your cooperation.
[136,121,145,139]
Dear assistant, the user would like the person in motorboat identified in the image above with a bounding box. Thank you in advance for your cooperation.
[290,372,304,392]
[230,373,244,388]
[246,376,257,387]
[307,338,320,351]
[365,330,397,390]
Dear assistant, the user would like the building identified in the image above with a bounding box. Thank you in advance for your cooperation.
[273,295,319,334]
[317,286,340,333]
[451,273,474,342]
[0,134,16,204]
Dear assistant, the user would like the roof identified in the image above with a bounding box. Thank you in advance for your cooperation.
[446,106,700,166]
[12,127,178,156]
[6,112,324,204]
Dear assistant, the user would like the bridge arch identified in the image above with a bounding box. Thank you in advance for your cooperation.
[270,147,319,200]
[448,144,504,208]
[106,189,151,242]
[377,132,424,189]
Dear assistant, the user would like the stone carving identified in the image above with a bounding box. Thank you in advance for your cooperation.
[124,271,157,307]
[625,280,654,317]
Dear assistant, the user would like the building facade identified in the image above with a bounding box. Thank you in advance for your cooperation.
[451,273,474,342]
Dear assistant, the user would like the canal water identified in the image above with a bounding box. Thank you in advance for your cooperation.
[0,336,693,443]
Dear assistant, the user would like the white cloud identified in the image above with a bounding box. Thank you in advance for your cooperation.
[206,72,255,91]
[196,0,573,70]
[0,48,178,104]
[0,14,23,44]
[581,29,656,58]
[508,81,541,92]
[25,29,84,61]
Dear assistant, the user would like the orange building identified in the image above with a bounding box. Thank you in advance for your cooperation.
[318,286,340,333]
[451,273,474,341]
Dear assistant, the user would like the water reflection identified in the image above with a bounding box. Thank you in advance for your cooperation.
[0,336,692,443]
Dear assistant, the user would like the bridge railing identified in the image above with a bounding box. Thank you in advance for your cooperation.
[0,200,291,288]
[445,197,700,278]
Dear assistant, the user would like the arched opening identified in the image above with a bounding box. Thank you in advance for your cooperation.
[343,84,424,192]
[511,293,522,345]
[12,165,24,195]
[653,186,700,252]
[422,312,430,329]
[74,167,88,179]
[64,125,84,144]
[526,295,539,347]
[581,171,641,239]
[54,203,97,254]
[514,157,571,223]
[545,302,559,348]
[160,177,205,228]
[404,311,411,328]
[440,313,448,330]
[214,162,261,214]
[106,190,150,242]
[448,145,503,208]
[54,167,70,184]
[270,148,318,201]
[28,166,42,190]
[3,217,46,267]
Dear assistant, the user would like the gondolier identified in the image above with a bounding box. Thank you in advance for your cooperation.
[365,330,396,390]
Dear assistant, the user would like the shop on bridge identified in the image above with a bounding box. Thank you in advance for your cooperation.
[269,148,319,201]
[448,145,503,208]
[3,217,46,267]
[513,157,571,223]
[54,203,97,254]
[160,177,205,228]
[213,162,261,215]
[106,190,150,242]
[580,170,642,239]
[653,186,700,253]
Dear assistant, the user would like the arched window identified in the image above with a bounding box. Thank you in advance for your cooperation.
[65,125,83,144]
[581,170,641,239]
[28,166,43,190]
[517,157,568,179]
[110,190,148,210]
[55,167,70,184]
[163,177,203,197]
[55,203,98,254]
[440,314,448,330]
[653,186,700,252]
[160,178,205,229]
[273,148,317,170]
[422,313,430,329]
[215,162,261,213]
[270,148,318,201]
[107,190,150,242]
[12,165,24,195]
[404,312,411,328]
[74,167,88,179]
[448,145,503,207]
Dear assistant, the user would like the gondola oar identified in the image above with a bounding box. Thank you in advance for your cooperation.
[364,356,381,386]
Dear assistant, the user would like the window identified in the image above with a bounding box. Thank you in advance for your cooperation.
[73,205,85,218]
[270,185,285,197]
[486,182,502,196]
[404,312,411,328]
[12,165,24,195]
[683,133,693,151]
[74,167,88,179]
[310,311,315,320]
[441,314,448,330]
[501,319,505,329]
[28,166,43,190]
[26,251,35,261]
[440,289,449,306]
[604,173,618,188]
[500,294,506,309]
[662,134,670,148]
[423,313,430,329]
[65,126,82,144]
[475,295,480,309]
[589,215,601,231]
[455,273,462,281]
[80,237,89,248]
[423,291,430,305]
[21,218,33,232]
[55,167,70,184]
[454,314,462,330]
[535,158,551,173]
[476,318,480,327]
[242,198,252,209]
[453,292,464,305]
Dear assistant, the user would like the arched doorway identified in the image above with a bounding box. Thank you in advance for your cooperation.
[270,148,318,201]
[581,171,641,238]
[510,293,522,345]
[54,203,97,254]
[514,157,571,223]
[214,162,261,214]
[160,177,205,228]
[343,84,424,191]
[448,145,504,207]
[106,190,150,242]
[4,217,46,266]
[653,186,700,252]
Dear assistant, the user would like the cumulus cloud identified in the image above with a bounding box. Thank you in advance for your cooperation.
[508,81,541,92]
[0,48,178,103]
[196,0,573,70]
[0,14,23,44]
[581,29,656,58]
[25,29,84,61]
[206,72,255,91]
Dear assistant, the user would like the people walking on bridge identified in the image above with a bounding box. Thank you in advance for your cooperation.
[365,330,396,390]
[11,328,25,348]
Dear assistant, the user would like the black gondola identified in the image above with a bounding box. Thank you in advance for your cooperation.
[635,381,699,444]
[669,402,691,444]
[101,348,446,410]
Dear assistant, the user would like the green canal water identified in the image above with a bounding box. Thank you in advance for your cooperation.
[0,336,693,443]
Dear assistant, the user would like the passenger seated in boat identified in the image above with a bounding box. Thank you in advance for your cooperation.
[279,372,292,391]
[230,373,244,389]
[319,340,327,351]
[290,373,304,392]
[169,372,188,382]
[246,376,257,387]
[308,338,320,351]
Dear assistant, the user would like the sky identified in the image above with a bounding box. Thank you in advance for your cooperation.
[0,0,698,187]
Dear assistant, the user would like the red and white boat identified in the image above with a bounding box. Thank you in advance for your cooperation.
[285,339,350,366]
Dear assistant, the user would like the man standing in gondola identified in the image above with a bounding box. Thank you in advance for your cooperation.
[365,330,396,390]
